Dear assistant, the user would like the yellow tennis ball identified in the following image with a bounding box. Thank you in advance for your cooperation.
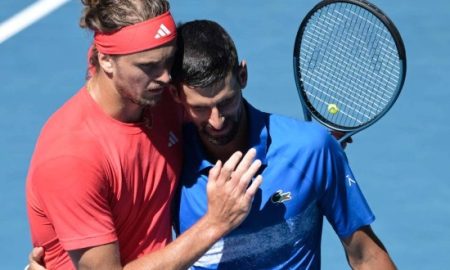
[328,103,339,114]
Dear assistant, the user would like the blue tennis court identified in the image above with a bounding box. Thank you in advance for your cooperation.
[1,0,449,269]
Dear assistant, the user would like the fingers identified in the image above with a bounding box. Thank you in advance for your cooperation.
[216,151,243,185]
[208,160,222,182]
[28,247,42,263]
[218,148,263,206]
[28,247,46,270]
[235,158,262,194]
[220,149,260,189]
[213,149,260,189]
[245,175,263,201]
[32,247,44,259]
[204,148,263,233]
[232,148,257,182]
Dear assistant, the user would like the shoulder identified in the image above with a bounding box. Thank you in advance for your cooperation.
[30,88,106,180]
[267,113,334,151]
[29,133,105,176]
[38,88,90,138]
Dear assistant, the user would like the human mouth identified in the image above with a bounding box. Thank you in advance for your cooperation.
[147,87,165,95]
[206,122,232,137]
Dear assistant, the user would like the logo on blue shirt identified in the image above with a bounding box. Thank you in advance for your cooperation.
[270,190,292,203]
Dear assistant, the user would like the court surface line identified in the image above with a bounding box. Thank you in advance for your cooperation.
[0,0,71,44]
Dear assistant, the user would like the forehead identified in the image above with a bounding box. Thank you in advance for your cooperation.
[119,41,176,63]
[181,73,238,104]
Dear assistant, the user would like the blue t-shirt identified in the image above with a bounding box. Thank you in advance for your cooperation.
[175,101,375,270]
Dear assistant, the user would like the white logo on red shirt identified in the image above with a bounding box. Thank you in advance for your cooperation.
[168,131,178,147]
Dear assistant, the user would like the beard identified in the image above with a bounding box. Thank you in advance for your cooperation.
[134,93,162,107]
[117,85,164,108]
[200,106,243,146]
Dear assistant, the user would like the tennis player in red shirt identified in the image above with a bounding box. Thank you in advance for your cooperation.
[25,1,262,269]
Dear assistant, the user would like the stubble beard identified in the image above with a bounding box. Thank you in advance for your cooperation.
[117,86,163,108]
[135,94,162,107]
[203,103,244,146]
[202,115,241,146]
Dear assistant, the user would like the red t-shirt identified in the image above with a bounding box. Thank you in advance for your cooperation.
[26,87,183,269]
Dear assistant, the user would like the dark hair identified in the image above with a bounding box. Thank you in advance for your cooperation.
[172,20,239,89]
[80,0,170,71]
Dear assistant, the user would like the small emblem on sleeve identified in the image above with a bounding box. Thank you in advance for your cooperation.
[346,175,357,187]
[271,190,292,204]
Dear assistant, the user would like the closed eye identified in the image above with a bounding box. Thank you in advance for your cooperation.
[138,63,157,71]
[192,106,209,113]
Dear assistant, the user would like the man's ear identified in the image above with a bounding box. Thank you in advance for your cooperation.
[238,60,248,89]
[98,52,114,74]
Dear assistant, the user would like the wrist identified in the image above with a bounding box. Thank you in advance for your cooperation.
[198,213,231,242]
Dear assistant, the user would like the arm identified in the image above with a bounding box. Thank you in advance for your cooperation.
[317,133,394,269]
[341,226,397,270]
[30,149,262,270]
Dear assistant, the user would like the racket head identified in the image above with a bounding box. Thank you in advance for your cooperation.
[293,0,406,132]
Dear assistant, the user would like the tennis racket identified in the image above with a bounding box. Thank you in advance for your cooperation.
[293,0,406,143]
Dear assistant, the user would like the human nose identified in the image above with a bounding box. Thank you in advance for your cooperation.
[208,107,225,130]
[157,69,172,84]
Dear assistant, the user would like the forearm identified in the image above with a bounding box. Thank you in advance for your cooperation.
[343,226,397,270]
[124,214,227,270]
[347,247,396,270]
[53,151,261,270]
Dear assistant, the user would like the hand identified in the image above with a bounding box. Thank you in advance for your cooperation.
[205,148,263,235]
[330,130,353,149]
[27,247,46,270]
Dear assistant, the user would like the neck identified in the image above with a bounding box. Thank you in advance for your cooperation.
[202,104,249,163]
[87,73,144,123]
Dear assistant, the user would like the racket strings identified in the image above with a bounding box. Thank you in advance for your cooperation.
[298,2,401,128]
[313,5,385,123]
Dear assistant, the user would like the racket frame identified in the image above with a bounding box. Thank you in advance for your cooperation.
[293,0,407,142]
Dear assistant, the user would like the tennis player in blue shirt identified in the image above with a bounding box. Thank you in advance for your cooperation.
[170,20,396,269]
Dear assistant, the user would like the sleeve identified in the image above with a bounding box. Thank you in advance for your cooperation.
[29,155,117,251]
[317,135,375,238]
